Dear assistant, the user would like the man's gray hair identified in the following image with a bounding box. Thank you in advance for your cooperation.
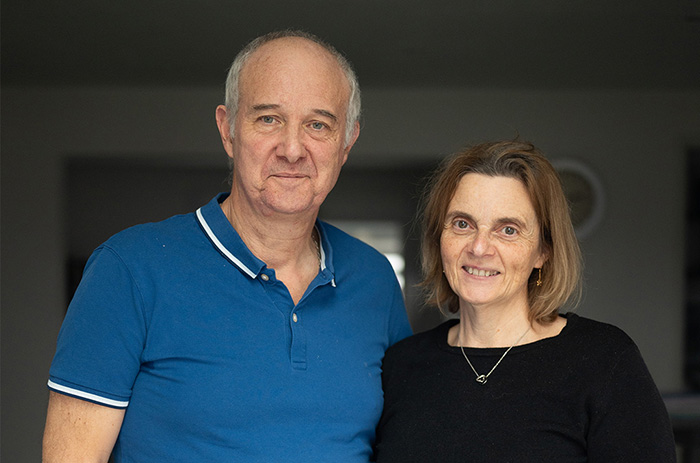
[223,30,361,147]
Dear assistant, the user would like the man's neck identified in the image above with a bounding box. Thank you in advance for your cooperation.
[221,192,320,305]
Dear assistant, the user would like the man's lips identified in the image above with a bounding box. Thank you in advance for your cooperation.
[270,172,308,179]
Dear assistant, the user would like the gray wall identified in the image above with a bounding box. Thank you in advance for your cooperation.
[3,86,700,461]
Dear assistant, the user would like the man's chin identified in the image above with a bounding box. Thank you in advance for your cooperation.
[260,196,319,217]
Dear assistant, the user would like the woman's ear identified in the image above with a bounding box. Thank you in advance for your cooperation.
[535,243,551,269]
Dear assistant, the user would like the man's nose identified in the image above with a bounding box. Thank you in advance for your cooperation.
[278,125,306,163]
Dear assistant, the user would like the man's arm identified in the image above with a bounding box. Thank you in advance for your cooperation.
[43,391,126,463]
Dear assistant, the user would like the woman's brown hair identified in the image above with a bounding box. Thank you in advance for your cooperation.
[420,141,582,323]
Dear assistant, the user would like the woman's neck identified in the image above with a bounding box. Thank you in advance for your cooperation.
[451,305,532,348]
[448,303,567,348]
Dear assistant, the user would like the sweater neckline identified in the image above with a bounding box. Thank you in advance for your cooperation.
[436,312,579,356]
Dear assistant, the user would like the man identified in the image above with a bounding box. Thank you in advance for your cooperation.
[43,30,412,462]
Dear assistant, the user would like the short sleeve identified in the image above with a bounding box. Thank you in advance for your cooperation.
[48,245,147,408]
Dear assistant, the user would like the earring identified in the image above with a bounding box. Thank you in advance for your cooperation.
[536,268,542,287]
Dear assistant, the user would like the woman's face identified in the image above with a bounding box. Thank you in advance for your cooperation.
[440,173,547,313]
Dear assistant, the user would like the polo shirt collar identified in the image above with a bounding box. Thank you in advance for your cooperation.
[196,193,335,284]
[316,221,336,286]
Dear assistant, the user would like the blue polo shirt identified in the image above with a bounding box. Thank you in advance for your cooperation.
[48,193,412,462]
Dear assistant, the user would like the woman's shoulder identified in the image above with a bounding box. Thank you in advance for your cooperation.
[385,319,457,359]
[560,312,637,351]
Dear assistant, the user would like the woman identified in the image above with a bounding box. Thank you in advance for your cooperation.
[374,141,675,462]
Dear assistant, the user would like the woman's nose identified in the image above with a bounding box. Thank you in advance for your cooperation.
[469,230,493,256]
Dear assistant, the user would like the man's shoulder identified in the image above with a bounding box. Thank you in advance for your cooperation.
[319,221,387,259]
[101,211,198,253]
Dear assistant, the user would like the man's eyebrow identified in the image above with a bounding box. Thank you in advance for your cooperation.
[251,104,280,111]
[313,109,338,122]
[249,105,338,122]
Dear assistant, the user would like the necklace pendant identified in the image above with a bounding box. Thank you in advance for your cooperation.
[475,374,488,384]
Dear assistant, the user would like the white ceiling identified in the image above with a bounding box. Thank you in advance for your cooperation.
[3,0,699,89]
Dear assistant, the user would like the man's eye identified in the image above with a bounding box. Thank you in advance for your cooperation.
[260,116,275,124]
[310,121,326,130]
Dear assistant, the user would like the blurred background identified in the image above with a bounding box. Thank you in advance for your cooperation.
[3,1,700,460]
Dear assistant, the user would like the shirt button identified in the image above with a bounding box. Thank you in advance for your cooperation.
[292,313,298,323]
[260,274,269,281]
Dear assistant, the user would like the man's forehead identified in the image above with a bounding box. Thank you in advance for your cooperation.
[245,38,330,70]
[252,36,331,58]
[237,38,350,113]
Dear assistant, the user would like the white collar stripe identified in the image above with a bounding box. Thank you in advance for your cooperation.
[47,380,129,408]
[315,230,335,286]
[316,226,327,271]
[196,208,257,279]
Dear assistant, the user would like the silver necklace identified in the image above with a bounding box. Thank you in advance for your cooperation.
[459,327,530,384]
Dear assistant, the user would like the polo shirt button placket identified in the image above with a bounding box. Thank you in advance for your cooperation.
[260,274,269,282]
[292,313,298,323]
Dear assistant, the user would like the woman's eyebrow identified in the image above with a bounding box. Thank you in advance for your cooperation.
[445,210,474,222]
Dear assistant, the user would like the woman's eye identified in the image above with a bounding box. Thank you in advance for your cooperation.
[455,220,469,229]
[503,226,517,235]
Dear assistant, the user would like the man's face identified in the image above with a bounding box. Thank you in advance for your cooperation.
[224,37,358,218]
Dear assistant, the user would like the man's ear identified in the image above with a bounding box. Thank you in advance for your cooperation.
[341,122,360,165]
[215,105,234,157]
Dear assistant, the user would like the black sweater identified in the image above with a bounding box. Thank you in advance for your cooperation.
[374,314,675,462]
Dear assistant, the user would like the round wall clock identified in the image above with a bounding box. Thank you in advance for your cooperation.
[552,159,605,239]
